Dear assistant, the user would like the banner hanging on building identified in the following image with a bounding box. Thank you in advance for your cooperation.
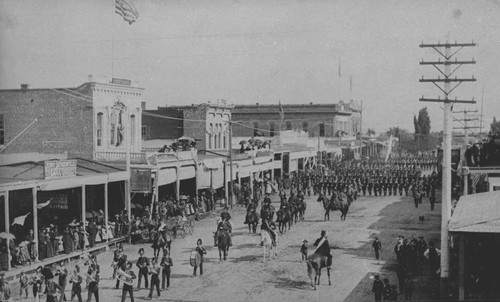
[131,168,151,193]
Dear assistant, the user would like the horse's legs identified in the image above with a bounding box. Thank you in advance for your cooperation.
[317,268,321,285]
[327,267,331,286]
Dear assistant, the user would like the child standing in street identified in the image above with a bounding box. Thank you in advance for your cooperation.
[300,240,308,261]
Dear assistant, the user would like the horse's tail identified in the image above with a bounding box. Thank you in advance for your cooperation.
[306,260,315,279]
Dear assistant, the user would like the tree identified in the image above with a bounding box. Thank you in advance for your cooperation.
[413,115,421,135]
[417,107,431,134]
[386,127,401,138]
[491,117,500,135]
[366,128,376,137]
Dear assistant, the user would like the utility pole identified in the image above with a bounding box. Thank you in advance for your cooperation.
[358,100,363,157]
[419,41,476,298]
[228,121,234,209]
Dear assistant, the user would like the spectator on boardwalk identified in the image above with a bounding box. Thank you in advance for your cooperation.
[19,271,29,299]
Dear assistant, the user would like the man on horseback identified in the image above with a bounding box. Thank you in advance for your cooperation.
[215,218,232,247]
[313,230,332,268]
[261,218,277,247]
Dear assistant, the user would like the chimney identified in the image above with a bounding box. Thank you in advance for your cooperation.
[21,84,29,90]
[141,102,146,110]
[88,75,93,82]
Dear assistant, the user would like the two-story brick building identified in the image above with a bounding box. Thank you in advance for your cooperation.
[143,100,233,153]
[231,100,361,138]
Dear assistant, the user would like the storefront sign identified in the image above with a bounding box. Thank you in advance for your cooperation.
[49,194,69,210]
[131,168,151,193]
[44,160,77,179]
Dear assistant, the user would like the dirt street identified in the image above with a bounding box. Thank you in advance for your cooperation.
[9,191,441,302]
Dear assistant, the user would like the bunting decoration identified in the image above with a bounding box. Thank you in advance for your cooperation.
[36,198,53,210]
[12,213,30,226]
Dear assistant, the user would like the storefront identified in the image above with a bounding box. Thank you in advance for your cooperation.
[0,158,129,272]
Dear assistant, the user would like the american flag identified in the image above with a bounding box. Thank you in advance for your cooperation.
[278,100,285,122]
[471,173,481,191]
[115,0,139,25]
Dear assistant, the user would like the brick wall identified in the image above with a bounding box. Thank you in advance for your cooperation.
[183,107,207,150]
[0,89,94,159]
[142,109,183,140]
[231,104,352,138]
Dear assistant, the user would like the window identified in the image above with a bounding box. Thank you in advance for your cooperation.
[223,133,227,149]
[218,124,222,149]
[141,126,149,140]
[286,121,292,130]
[303,122,308,132]
[269,122,276,137]
[319,123,325,137]
[209,123,213,149]
[130,115,136,148]
[253,122,259,137]
[0,114,4,145]
[96,113,103,146]
[110,112,116,145]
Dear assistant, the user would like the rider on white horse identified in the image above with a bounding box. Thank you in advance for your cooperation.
[261,218,277,247]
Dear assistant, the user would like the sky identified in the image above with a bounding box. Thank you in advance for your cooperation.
[1,0,500,133]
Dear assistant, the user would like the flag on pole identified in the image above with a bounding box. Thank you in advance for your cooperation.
[36,198,53,210]
[115,0,139,25]
[385,135,393,162]
[338,57,341,78]
[279,100,285,122]
[350,76,352,95]
[12,213,30,226]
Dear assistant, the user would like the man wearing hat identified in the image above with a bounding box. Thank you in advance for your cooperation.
[300,240,308,261]
[372,275,384,302]
[313,230,332,268]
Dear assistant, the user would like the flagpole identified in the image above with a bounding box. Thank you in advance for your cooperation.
[338,56,341,101]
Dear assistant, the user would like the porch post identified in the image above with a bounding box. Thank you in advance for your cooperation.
[104,182,109,248]
[458,234,465,300]
[32,187,39,261]
[175,165,180,201]
[82,185,86,250]
[5,191,10,270]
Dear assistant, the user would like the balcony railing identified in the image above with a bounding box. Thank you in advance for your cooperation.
[94,151,147,164]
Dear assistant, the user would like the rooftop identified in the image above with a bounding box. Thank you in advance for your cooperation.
[449,190,500,234]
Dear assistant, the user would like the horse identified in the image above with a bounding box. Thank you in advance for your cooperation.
[151,231,166,258]
[297,198,307,221]
[276,208,291,233]
[260,231,277,262]
[260,204,275,222]
[246,211,259,234]
[323,194,349,221]
[217,231,230,261]
[306,253,331,290]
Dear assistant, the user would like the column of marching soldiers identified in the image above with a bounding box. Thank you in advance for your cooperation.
[286,154,439,207]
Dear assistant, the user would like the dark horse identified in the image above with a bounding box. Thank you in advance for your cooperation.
[151,231,171,258]
[323,194,349,221]
[306,253,331,290]
[276,208,291,233]
[260,203,275,222]
[297,198,307,221]
[246,211,259,234]
[217,231,230,261]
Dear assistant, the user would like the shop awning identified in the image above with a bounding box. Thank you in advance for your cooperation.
[238,165,251,178]
[251,161,273,173]
[39,174,109,191]
[212,168,224,189]
[254,156,272,164]
[225,163,237,181]
[158,168,176,186]
[179,165,196,180]
[290,159,298,172]
[290,150,313,160]
[196,164,211,189]
[449,191,500,234]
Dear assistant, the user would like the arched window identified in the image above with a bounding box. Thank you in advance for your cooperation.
[110,112,116,145]
[96,113,103,146]
[130,115,136,149]
[209,123,213,149]
[218,124,222,149]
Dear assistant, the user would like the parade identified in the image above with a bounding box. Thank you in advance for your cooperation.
[2,0,500,301]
